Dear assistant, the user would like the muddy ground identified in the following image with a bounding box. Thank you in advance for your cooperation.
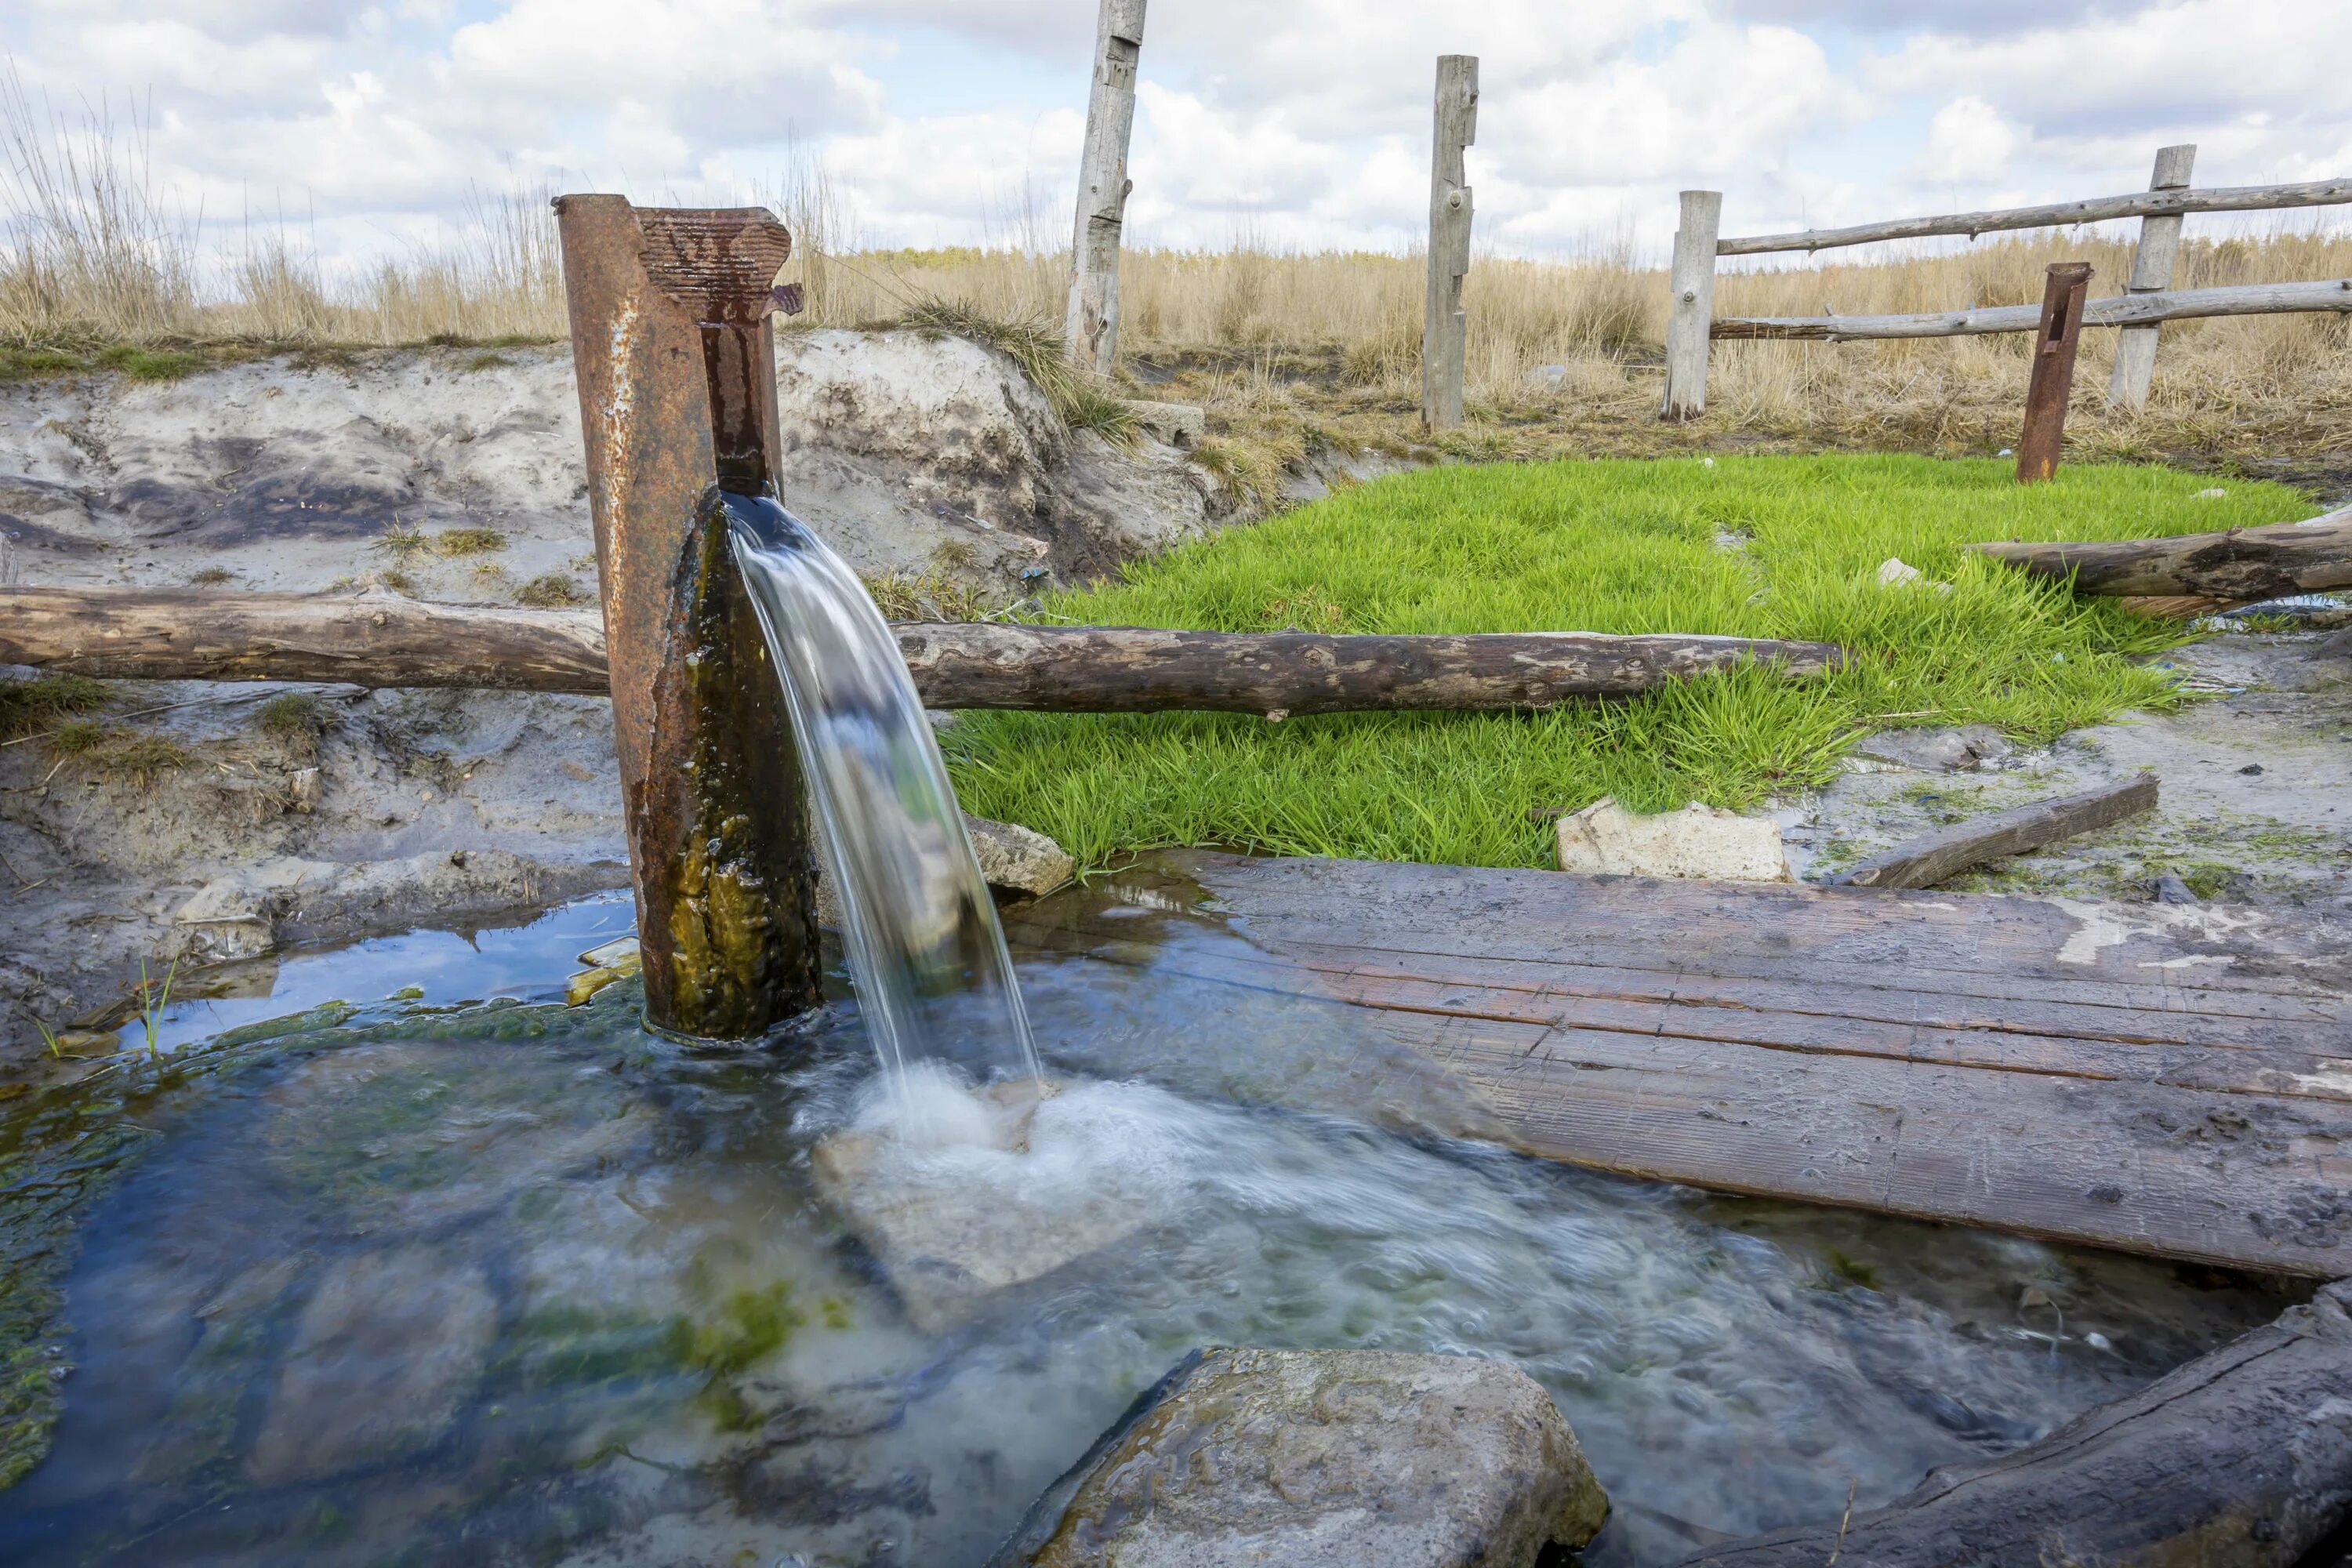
[2,338,2347,1073]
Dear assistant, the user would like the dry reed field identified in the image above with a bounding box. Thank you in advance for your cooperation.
[3,82,2347,488]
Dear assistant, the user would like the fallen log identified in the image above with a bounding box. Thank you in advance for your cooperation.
[891,622,1843,712]
[0,586,1847,713]
[1969,510,2352,611]
[1667,1278,2352,1568]
[1824,775,2156,890]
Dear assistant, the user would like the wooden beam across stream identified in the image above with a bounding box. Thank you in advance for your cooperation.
[1006,850,2352,1279]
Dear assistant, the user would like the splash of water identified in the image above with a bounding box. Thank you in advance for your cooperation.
[724,490,1041,1092]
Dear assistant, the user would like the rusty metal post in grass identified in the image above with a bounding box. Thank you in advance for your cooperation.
[2016,262,2093,483]
[553,195,822,1040]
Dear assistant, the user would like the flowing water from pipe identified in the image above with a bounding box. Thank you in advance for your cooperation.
[724,489,1041,1096]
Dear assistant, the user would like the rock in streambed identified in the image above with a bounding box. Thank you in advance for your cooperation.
[995,1345,1609,1567]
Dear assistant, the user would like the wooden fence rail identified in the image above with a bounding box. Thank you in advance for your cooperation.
[1661,149,2352,422]
[1716,175,2352,256]
[1713,277,2352,341]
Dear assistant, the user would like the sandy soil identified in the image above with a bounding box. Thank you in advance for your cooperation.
[1784,633,2352,909]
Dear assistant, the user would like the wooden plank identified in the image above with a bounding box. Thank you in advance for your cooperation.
[1828,775,2155,889]
[1717,176,2352,256]
[1010,850,2352,1276]
[1668,1283,2352,1568]
[1660,190,1722,422]
[1138,853,2352,1011]
[1011,924,2352,1105]
[1377,1005,2352,1276]
[1063,0,1146,376]
[1970,512,2352,602]
[1712,278,2352,340]
[1420,54,1477,431]
[2107,143,2197,411]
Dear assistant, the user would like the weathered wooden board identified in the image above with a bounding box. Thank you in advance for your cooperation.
[1826,774,2157,889]
[1008,851,2352,1277]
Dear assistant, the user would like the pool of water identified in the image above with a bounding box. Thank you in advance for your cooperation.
[0,894,2299,1566]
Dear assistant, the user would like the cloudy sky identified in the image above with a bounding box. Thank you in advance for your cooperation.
[3,0,2346,274]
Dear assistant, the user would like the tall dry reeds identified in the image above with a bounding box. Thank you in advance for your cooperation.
[2,81,2346,462]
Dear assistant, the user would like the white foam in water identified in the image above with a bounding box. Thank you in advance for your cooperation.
[844,1060,1207,1211]
[724,491,1041,1100]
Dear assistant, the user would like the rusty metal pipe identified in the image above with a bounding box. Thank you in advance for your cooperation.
[553,195,821,1039]
[2016,261,2093,485]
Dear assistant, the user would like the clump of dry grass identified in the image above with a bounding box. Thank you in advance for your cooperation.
[515,572,588,608]
[862,568,1017,623]
[434,526,506,557]
[0,673,112,740]
[256,689,332,760]
[893,299,1137,443]
[45,719,192,787]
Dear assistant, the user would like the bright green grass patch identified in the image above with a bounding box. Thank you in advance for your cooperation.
[942,454,2310,871]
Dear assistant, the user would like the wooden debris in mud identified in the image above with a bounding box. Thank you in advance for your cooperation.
[1824,775,2158,890]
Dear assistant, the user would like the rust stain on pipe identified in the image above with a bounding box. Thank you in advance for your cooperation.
[554,195,820,1040]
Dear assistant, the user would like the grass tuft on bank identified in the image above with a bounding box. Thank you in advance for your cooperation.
[942,454,2311,871]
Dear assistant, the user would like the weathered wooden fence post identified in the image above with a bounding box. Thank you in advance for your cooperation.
[1421,54,1478,430]
[1660,190,1723,421]
[2018,261,2095,482]
[1065,0,1146,376]
[2106,143,2197,411]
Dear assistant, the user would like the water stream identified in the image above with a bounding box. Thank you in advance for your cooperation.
[0,896,2300,1566]
[0,492,2307,1564]
[724,490,1040,1095]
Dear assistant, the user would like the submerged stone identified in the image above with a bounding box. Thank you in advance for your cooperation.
[811,1079,1147,1334]
[996,1346,1610,1568]
[566,935,644,1005]
[246,1246,497,1484]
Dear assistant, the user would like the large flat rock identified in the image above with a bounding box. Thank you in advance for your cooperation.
[995,1346,1609,1568]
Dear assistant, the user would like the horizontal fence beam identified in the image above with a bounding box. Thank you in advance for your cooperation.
[1719,178,2352,256]
[1713,278,2352,342]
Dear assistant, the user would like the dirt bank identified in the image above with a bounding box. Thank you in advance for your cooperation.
[0,331,1254,1069]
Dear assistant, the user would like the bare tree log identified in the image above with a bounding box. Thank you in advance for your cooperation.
[892,622,1842,712]
[1668,1279,2352,1568]
[1969,512,2352,605]
[1,586,613,692]
[0,586,1848,712]
[1717,176,2352,256]
[1825,775,2155,890]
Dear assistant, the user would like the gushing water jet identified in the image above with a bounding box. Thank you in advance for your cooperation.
[554,196,1037,1087]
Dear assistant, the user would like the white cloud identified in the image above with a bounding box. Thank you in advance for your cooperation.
[1,0,2346,273]
[1915,96,2025,185]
